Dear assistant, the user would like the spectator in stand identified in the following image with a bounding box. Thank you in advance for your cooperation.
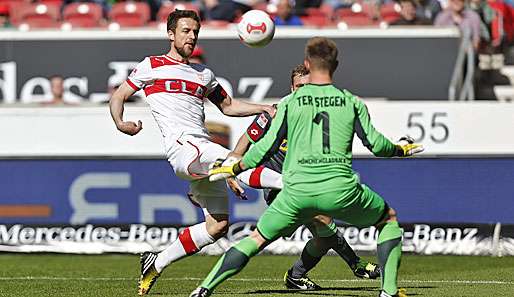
[49,75,65,104]
[293,0,322,15]
[468,0,495,46]
[274,0,303,25]
[416,0,442,22]
[0,4,11,28]
[206,0,265,22]
[40,75,68,105]
[390,0,432,25]
[435,0,482,49]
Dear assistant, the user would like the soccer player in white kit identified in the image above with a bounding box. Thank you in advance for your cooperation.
[108,10,274,295]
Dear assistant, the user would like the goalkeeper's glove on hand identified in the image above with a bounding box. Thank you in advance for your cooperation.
[395,135,424,157]
[208,156,243,182]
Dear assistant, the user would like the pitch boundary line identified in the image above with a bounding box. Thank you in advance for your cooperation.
[0,276,512,285]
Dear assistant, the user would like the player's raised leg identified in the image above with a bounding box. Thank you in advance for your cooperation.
[138,140,231,295]
[138,178,229,295]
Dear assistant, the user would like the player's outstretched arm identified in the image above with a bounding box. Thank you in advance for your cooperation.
[109,82,143,136]
[233,133,251,156]
[352,96,397,157]
[217,94,275,117]
[353,96,423,157]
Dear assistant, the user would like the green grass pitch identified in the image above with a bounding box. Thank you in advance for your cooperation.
[1,254,514,296]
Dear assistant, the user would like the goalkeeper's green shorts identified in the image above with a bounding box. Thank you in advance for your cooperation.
[256,184,387,241]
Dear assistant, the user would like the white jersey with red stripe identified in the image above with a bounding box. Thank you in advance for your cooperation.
[126,54,225,158]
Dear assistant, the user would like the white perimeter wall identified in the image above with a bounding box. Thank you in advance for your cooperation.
[0,101,513,157]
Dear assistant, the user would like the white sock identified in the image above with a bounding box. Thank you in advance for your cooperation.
[154,222,215,273]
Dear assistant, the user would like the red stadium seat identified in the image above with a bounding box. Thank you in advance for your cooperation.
[63,3,103,28]
[201,19,230,28]
[335,7,356,19]
[39,0,63,7]
[305,4,334,20]
[300,15,333,27]
[15,3,60,28]
[337,15,376,27]
[380,2,400,23]
[157,1,200,23]
[109,1,150,27]
[336,2,379,19]
[252,2,276,18]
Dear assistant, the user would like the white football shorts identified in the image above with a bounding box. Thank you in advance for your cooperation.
[169,135,230,216]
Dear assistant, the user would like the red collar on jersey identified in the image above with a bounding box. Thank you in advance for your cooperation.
[164,54,189,65]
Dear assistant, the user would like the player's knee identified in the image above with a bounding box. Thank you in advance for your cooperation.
[205,214,229,239]
[375,207,398,228]
[312,215,332,226]
[386,207,398,222]
[249,230,269,249]
[207,220,229,239]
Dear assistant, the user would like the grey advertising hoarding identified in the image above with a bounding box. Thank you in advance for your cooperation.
[0,29,460,102]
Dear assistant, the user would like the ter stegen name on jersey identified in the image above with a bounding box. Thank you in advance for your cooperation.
[296,95,346,107]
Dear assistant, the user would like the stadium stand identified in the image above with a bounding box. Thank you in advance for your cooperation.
[380,2,401,23]
[109,1,150,27]
[201,19,230,28]
[63,3,103,28]
[14,2,61,28]
[300,14,333,27]
[157,1,201,23]
[335,8,375,26]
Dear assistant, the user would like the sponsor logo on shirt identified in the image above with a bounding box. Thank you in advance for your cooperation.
[256,114,268,128]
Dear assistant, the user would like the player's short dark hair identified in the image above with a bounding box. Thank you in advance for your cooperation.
[290,64,309,85]
[305,37,339,74]
[167,9,201,32]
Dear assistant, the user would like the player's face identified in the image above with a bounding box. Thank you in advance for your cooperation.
[291,74,309,91]
[170,18,200,59]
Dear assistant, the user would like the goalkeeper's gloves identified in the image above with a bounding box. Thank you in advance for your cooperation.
[208,156,243,182]
[394,135,424,157]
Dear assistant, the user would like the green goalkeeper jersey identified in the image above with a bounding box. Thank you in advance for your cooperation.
[242,84,398,196]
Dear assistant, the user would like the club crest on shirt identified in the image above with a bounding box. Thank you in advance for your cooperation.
[256,114,268,128]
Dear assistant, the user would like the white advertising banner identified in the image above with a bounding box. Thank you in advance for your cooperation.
[0,101,513,157]
[0,223,511,256]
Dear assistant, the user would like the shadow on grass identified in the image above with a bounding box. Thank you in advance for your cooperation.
[246,285,434,296]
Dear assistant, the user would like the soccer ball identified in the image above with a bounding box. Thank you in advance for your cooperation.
[237,10,275,48]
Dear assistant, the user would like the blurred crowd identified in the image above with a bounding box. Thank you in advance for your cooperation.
[0,0,512,103]
[0,0,512,49]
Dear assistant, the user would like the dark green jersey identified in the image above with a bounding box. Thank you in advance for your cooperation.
[242,84,398,196]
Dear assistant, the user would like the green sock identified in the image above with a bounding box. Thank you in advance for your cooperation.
[377,221,402,295]
[200,237,259,291]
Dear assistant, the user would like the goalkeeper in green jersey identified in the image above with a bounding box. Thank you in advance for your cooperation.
[227,64,380,290]
[190,37,423,297]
